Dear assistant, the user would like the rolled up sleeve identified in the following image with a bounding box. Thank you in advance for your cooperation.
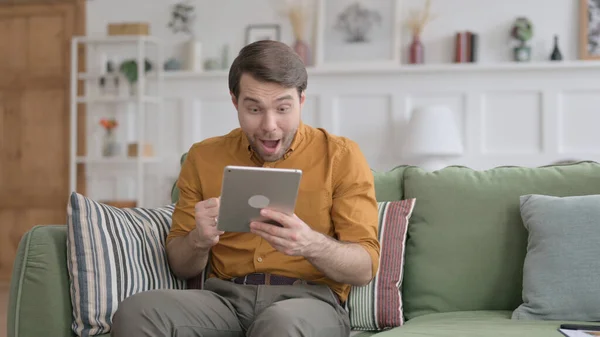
[331,140,381,279]
[167,145,203,246]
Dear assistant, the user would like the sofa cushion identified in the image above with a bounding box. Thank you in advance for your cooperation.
[8,225,74,337]
[512,194,600,321]
[401,161,600,320]
[373,310,591,336]
[372,166,408,202]
[346,199,416,331]
[66,192,186,336]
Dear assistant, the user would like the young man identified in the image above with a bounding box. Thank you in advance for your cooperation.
[111,40,380,337]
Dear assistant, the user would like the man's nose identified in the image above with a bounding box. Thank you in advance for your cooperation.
[260,113,277,132]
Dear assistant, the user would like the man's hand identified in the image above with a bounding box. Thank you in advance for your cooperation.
[249,208,323,257]
[192,197,225,250]
[250,207,374,286]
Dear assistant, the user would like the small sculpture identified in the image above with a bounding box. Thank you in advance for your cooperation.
[335,3,382,43]
[511,17,533,62]
[168,1,195,35]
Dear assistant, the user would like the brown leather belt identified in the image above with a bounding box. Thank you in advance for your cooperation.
[230,273,343,305]
[231,273,313,286]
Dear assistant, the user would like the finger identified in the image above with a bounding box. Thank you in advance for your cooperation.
[250,221,287,238]
[252,227,289,248]
[260,209,295,228]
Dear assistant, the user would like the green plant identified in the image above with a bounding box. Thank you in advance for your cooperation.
[119,59,153,85]
[511,17,533,45]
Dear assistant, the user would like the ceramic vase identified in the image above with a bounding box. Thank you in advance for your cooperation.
[102,129,118,157]
[409,35,425,64]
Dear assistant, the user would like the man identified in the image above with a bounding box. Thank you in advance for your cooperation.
[112,40,380,337]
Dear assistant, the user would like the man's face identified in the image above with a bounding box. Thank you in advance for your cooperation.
[232,73,305,162]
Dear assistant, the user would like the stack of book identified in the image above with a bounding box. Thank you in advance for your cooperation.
[454,31,479,63]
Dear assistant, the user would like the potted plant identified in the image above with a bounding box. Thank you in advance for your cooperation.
[99,118,119,157]
[511,17,533,62]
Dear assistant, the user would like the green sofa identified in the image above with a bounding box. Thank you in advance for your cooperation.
[8,160,600,337]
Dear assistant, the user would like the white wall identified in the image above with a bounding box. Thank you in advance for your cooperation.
[87,0,579,65]
[81,0,598,207]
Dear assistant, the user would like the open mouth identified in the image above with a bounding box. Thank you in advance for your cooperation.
[259,139,281,154]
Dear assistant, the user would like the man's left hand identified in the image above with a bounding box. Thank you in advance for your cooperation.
[249,208,323,257]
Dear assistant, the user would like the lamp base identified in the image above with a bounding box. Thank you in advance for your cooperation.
[415,158,452,172]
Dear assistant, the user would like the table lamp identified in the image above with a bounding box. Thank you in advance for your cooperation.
[401,105,464,171]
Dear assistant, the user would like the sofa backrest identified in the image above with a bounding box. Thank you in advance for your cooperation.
[400,161,600,321]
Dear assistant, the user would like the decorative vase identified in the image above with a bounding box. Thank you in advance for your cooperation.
[293,39,312,66]
[102,129,118,157]
[409,35,424,64]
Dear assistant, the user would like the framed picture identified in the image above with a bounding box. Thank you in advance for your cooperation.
[579,0,600,60]
[315,0,402,66]
[245,24,281,45]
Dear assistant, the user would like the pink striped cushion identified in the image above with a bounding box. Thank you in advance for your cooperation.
[345,199,416,331]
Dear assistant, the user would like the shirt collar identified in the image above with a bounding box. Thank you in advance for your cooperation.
[241,120,306,160]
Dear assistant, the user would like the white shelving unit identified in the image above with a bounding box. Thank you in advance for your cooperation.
[69,35,164,207]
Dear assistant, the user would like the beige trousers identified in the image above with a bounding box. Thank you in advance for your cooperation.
[111,277,351,337]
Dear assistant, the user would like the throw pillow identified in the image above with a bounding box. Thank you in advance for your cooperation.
[66,192,186,337]
[345,198,416,331]
[512,194,600,321]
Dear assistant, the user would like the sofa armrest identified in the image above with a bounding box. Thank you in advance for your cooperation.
[8,225,74,337]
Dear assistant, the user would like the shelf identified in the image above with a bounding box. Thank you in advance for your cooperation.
[76,96,161,104]
[76,156,161,164]
[154,60,600,79]
[73,35,161,45]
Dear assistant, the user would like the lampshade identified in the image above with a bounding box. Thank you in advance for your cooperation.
[402,105,464,156]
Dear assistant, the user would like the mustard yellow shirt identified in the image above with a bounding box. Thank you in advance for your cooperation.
[168,121,380,302]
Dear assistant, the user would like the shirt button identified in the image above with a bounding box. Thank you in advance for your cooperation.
[257,257,263,262]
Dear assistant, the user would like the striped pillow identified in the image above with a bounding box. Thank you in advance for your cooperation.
[345,198,416,331]
[66,192,186,337]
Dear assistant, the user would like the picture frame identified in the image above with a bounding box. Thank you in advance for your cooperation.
[314,0,402,66]
[579,0,600,60]
[245,24,282,45]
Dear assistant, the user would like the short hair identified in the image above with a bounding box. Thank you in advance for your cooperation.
[228,40,308,100]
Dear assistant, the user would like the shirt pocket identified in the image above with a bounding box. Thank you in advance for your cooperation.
[294,189,332,233]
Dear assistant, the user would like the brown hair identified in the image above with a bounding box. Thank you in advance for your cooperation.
[228,40,308,100]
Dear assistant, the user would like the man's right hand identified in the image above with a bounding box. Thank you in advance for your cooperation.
[192,197,224,250]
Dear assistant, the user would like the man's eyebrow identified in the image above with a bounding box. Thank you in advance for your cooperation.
[242,96,260,103]
[276,95,293,101]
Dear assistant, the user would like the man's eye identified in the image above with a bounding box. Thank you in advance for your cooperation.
[279,106,290,112]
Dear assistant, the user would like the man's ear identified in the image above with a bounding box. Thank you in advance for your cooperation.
[231,92,238,109]
[300,91,306,107]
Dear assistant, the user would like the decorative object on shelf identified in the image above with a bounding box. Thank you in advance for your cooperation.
[578,0,600,60]
[168,0,202,71]
[119,59,153,95]
[406,0,435,64]
[107,22,150,36]
[100,118,119,157]
[550,35,563,61]
[245,24,281,45]
[127,143,154,158]
[270,0,315,65]
[401,105,463,171]
[163,57,182,71]
[168,1,195,35]
[316,0,401,65]
[99,60,120,95]
[454,31,478,63]
[221,44,230,69]
[511,17,533,62]
[204,58,221,70]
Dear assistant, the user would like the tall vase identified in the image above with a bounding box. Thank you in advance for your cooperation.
[293,39,312,66]
[102,129,118,157]
[409,35,425,64]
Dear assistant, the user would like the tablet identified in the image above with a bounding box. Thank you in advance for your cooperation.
[217,165,303,232]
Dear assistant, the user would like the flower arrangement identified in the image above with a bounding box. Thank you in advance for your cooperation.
[270,0,313,42]
[406,0,435,37]
[100,118,118,131]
